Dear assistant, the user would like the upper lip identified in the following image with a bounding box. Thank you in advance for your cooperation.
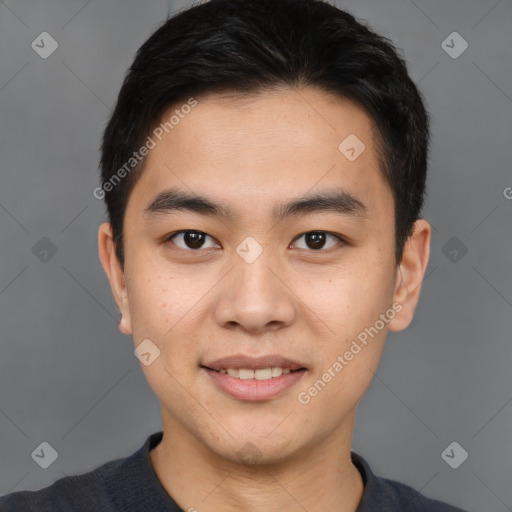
[202,354,307,371]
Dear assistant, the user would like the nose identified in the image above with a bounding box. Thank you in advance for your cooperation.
[213,251,297,334]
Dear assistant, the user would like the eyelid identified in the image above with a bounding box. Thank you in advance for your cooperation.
[165,230,220,250]
[290,231,347,251]
[164,230,347,251]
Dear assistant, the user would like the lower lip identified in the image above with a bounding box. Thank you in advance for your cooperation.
[203,368,307,401]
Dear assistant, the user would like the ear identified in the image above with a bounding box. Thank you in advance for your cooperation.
[388,219,431,332]
[98,222,132,335]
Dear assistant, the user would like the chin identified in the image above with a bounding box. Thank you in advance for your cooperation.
[204,430,303,467]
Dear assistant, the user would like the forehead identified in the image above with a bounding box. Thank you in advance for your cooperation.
[125,87,392,224]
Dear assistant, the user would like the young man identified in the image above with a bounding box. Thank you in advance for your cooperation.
[0,0,468,510]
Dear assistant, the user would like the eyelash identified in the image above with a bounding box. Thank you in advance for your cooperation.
[164,230,347,253]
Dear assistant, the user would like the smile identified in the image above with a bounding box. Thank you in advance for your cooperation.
[202,366,307,401]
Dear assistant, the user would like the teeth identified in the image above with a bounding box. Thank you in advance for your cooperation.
[271,367,283,377]
[255,368,272,380]
[239,369,254,380]
[217,367,298,380]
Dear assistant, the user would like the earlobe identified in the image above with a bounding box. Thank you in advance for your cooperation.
[98,222,133,335]
[388,219,431,332]
[119,314,132,335]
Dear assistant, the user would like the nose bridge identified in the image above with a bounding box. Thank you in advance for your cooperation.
[233,234,278,289]
[214,241,296,332]
[233,242,282,306]
[236,250,275,294]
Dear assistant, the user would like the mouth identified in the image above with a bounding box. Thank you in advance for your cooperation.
[200,354,308,401]
[202,366,306,381]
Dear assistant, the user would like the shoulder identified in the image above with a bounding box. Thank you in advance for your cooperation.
[351,451,468,512]
[0,443,144,512]
[375,476,468,512]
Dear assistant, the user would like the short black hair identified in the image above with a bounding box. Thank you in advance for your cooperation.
[99,0,430,269]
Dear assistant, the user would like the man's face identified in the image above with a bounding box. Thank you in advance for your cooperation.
[103,87,405,463]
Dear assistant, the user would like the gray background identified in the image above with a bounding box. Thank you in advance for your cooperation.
[0,0,511,510]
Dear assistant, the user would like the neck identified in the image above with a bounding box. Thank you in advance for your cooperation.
[150,411,365,512]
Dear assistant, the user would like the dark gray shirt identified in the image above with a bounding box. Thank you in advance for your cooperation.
[0,431,467,511]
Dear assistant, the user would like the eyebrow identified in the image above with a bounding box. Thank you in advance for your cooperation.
[143,186,368,223]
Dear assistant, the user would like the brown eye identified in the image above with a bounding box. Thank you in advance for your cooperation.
[292,231,344,251]
[167,230,219,250]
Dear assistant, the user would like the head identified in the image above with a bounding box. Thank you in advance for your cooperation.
[98,0,431,465]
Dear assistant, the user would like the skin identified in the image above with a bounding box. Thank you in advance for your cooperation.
[98,86,431,512]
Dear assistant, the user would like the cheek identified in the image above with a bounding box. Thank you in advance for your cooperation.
[303,255,395,382]
[127,272,211,371]
[129,276,203,403]
[302,259,393,332]
[126,271,183,346]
